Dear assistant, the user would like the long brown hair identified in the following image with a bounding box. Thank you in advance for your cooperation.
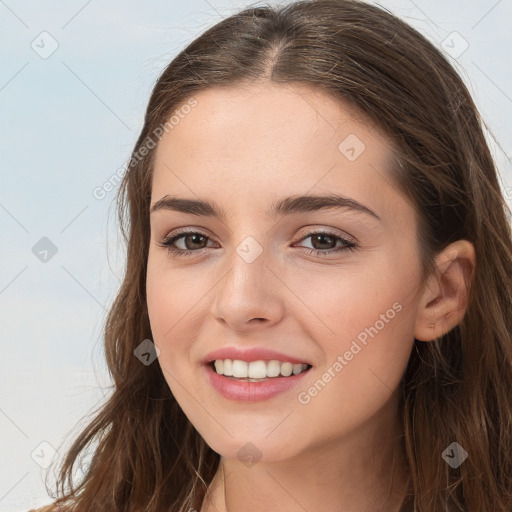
[46,1,512,510]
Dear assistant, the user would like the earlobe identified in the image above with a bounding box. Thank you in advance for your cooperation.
[414,240,476,342]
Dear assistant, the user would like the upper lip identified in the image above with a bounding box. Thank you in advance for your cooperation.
[202,347,312,365]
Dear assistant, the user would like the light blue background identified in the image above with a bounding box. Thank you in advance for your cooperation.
[1,1,511,510]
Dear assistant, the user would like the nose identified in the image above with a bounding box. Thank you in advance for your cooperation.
[210,244,286,332]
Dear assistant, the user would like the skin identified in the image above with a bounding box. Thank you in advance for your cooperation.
[146,82,476,512]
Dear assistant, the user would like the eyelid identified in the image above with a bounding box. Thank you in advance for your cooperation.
[158,225,358,258]
[295,225,357,243]
[162,225,356,243]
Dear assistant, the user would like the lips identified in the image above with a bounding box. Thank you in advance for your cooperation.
[204,361,312,401]
[202,346,312,366]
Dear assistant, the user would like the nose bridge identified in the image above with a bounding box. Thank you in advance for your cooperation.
[221,233,273,301]
[212,231,285,327]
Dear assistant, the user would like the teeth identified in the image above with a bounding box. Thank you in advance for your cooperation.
[267,360,281,377]
[248,360,266,379]
[281,362,293,377]
[232,360,248,378]
[212,359,309,379]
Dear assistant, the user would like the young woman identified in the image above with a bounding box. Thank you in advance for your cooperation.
[30,0,512,511]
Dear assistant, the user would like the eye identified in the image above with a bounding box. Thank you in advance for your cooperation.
[159,230,214,257]
[295,230,358,257]
[158,229,358,258]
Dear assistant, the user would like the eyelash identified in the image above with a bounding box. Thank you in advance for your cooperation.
[159,229,358,258]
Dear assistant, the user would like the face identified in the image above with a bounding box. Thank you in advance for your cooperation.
[146,82,424,463]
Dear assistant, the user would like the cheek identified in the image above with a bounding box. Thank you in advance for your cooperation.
[145,257,203,366]
[289,252,419,411]
[290,286,416,448]
[289,248,420,345]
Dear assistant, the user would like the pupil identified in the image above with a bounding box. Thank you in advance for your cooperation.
[313,234,334,250]
[188,234,206,249]
[185,234,336,251]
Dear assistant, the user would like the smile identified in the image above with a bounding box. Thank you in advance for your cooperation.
[204,360,313,401]
[212,359,311,380]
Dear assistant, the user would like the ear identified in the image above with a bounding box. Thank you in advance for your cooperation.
[414,240,476,342]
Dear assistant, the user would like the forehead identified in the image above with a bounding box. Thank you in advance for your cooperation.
[151,82,405,225]
[155,81,387,158]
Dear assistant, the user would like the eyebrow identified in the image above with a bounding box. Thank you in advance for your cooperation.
[150,193,381,221]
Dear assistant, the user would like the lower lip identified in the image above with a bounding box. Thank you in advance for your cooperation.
[204,363,312,402]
